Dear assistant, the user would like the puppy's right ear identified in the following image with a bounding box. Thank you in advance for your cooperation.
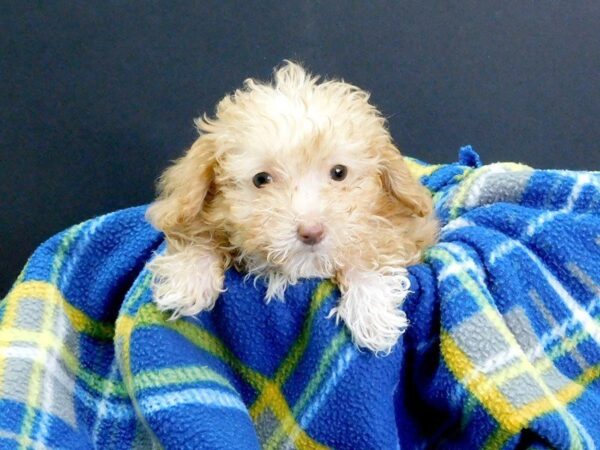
[379,144,433,218]
[147,135,216,237]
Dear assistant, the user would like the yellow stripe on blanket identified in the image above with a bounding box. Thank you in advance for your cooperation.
[2,281,114,339]
[441,331,525,433]
[0,281,114,392]
[250,382,329,450]
[404,158,441,180]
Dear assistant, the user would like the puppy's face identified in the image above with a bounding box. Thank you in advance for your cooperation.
[150,62,432,286]
[214,108,382,280]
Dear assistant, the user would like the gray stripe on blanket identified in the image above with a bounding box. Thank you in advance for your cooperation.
[464,170,532,209]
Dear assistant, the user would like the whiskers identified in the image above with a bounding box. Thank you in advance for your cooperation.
[236,233,339,301]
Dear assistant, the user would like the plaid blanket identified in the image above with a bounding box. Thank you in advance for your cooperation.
[1,147,599,449]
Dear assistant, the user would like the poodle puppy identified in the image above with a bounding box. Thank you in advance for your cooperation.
[147,62,438,354]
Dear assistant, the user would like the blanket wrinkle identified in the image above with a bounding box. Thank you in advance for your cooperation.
[1,149,599,449]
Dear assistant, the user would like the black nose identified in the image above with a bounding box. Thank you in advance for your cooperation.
[297,224,325,245]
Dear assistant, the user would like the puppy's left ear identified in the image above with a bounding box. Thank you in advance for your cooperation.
[379,144,433,217]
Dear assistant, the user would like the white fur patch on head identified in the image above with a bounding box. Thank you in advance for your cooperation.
[329,269,411,355]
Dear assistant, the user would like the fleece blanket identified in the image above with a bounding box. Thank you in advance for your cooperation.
[1,147,599,450]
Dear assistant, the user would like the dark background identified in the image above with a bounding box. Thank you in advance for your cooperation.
[2,1,600,296]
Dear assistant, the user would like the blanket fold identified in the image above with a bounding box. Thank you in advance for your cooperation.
[1,147,599,449]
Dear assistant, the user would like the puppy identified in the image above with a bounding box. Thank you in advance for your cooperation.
[147,62,438,354]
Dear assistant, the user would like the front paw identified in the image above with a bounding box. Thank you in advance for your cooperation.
[148,248,224,318]
[330,270,410,355]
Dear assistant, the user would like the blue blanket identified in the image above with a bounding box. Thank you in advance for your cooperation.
[1,147,599,449]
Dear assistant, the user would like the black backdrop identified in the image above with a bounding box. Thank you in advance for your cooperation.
[2,1,600,296]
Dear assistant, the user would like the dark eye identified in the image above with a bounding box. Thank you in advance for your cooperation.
[252,172,272,188]
[330,164,348,181]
